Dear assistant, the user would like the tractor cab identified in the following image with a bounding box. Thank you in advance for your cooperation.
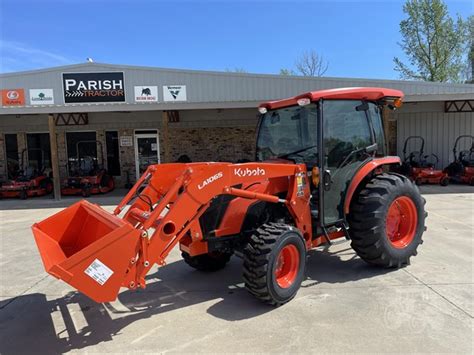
[256,91,390,227]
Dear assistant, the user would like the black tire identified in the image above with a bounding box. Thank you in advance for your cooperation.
[82,186,91,198]
[440,177,449,186]
[243,223,306,306]
[19,189,28,200]
[415,177,423,186]
[181,251,232,271]
[348,173,426,268]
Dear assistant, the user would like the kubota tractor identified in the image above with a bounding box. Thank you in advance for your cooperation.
[444,135,474,185]
[61,140,115,197]
[0,149,53,199]
[32,87,426,306]
[399,136,449,186]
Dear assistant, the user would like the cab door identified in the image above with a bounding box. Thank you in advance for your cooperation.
[321,100,373,225]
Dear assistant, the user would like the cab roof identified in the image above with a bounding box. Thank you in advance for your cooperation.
[259,87,404,110]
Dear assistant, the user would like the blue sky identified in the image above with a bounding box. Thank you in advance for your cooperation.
[0,0,471,79]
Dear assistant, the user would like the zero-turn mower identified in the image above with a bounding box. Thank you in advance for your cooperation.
[0,148,53,199]
[32,87,427,306]
[444,135,474,185]
[61,140,115,197]
[399,136,449,186]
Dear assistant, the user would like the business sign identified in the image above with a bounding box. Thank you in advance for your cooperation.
[120,136,133,147]
[134,86,158,102]
[163,85,187,102]
[62,72,125,103]
[29,89,54,105]
[1,89,25,106]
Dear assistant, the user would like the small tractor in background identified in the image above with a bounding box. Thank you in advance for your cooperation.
[61,140,115,197]
[399,136,449,186]
[0,149,53,199]
[32,87,426,307]
[444,135,474,185]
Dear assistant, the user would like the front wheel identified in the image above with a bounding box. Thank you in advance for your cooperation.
[348,173,426,268]
[243,223,306,306]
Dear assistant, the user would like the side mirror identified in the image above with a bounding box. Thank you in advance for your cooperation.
[365,143,378,154]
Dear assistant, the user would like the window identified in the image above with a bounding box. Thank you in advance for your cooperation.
[323,100,372,168]
[106,131,121,176]
[66,132,97,174]
[368,103,386,156]
[256,104,318,162]
[5,134,19,179]
[26,133,51,171]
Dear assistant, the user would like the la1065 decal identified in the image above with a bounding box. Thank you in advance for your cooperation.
[198,172,223,190]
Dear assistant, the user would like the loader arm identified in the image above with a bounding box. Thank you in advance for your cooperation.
[118,162,312,291]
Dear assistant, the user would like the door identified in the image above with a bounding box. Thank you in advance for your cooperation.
[134,131,160,178]
[321,100,373,225]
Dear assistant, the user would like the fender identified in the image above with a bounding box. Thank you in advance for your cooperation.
[343,156,401,214]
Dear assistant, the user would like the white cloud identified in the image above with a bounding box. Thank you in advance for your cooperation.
[0,40,75,73]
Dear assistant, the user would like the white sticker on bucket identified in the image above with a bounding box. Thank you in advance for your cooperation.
[84,259,114,285]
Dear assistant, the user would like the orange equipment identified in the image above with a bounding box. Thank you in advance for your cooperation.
[32,87,426,306]
[444,135,474,185]
[400,136,449,186]
[61,140,115,197]
[0,149,53,199]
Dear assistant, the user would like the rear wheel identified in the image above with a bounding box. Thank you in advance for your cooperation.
[440,177,449,186]
[19,189,28,200]
[348,173,426,268]
[82,186,91,197]
[181,251,232,271]
[243,223,306,306]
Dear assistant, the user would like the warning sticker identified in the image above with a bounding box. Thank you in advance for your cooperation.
[84,259,114,285]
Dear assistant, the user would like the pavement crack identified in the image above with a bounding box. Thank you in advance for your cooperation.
[402,269,473,319]
[0,275,49,311]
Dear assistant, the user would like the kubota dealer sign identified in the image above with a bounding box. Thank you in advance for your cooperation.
[62,72,125,103]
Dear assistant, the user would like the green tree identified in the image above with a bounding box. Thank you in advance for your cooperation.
[279,68,296,75]
[464,15,474,82]
[38,92,45,100]
[394,0,466,82]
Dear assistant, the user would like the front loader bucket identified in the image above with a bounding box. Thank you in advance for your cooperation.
[32,200,141,303]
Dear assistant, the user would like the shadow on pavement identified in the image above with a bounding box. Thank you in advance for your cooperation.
[419,184,473,195]
[0,246,388,354]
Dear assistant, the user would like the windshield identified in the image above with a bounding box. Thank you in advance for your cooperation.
[256,104,318,161]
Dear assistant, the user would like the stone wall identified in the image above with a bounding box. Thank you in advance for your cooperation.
[166,126,256,163]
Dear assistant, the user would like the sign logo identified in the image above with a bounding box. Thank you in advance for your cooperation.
[62,72,125,103]
[198,172,223,190]
[234,167,266,177]
[163,85,187,102]
[134,86,158,102]
[29,89,54,105]
[1,89,25,106]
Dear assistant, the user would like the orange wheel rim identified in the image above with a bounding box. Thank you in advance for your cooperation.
[386,196,418,249]
[275,244,299,288]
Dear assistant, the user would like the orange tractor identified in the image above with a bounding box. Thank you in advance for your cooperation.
[32,87,426,306]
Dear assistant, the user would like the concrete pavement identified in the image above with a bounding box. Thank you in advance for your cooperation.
[0,187,472,353]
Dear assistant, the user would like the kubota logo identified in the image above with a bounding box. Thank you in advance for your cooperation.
[7,91,19,99]
[198,172,223,190]
[234,167,266,177]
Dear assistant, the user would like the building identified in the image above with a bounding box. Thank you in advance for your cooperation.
[1,62,473,188]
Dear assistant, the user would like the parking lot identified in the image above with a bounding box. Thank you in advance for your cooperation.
[0,186,472,354]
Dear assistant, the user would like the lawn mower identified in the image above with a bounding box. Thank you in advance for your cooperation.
[444,135,474,185]
[61,140,115,197]
[32,87,426,307]
[400,136,449,186]
[0,148,53,199]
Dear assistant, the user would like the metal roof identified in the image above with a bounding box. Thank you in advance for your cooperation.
[1,62,473,115]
